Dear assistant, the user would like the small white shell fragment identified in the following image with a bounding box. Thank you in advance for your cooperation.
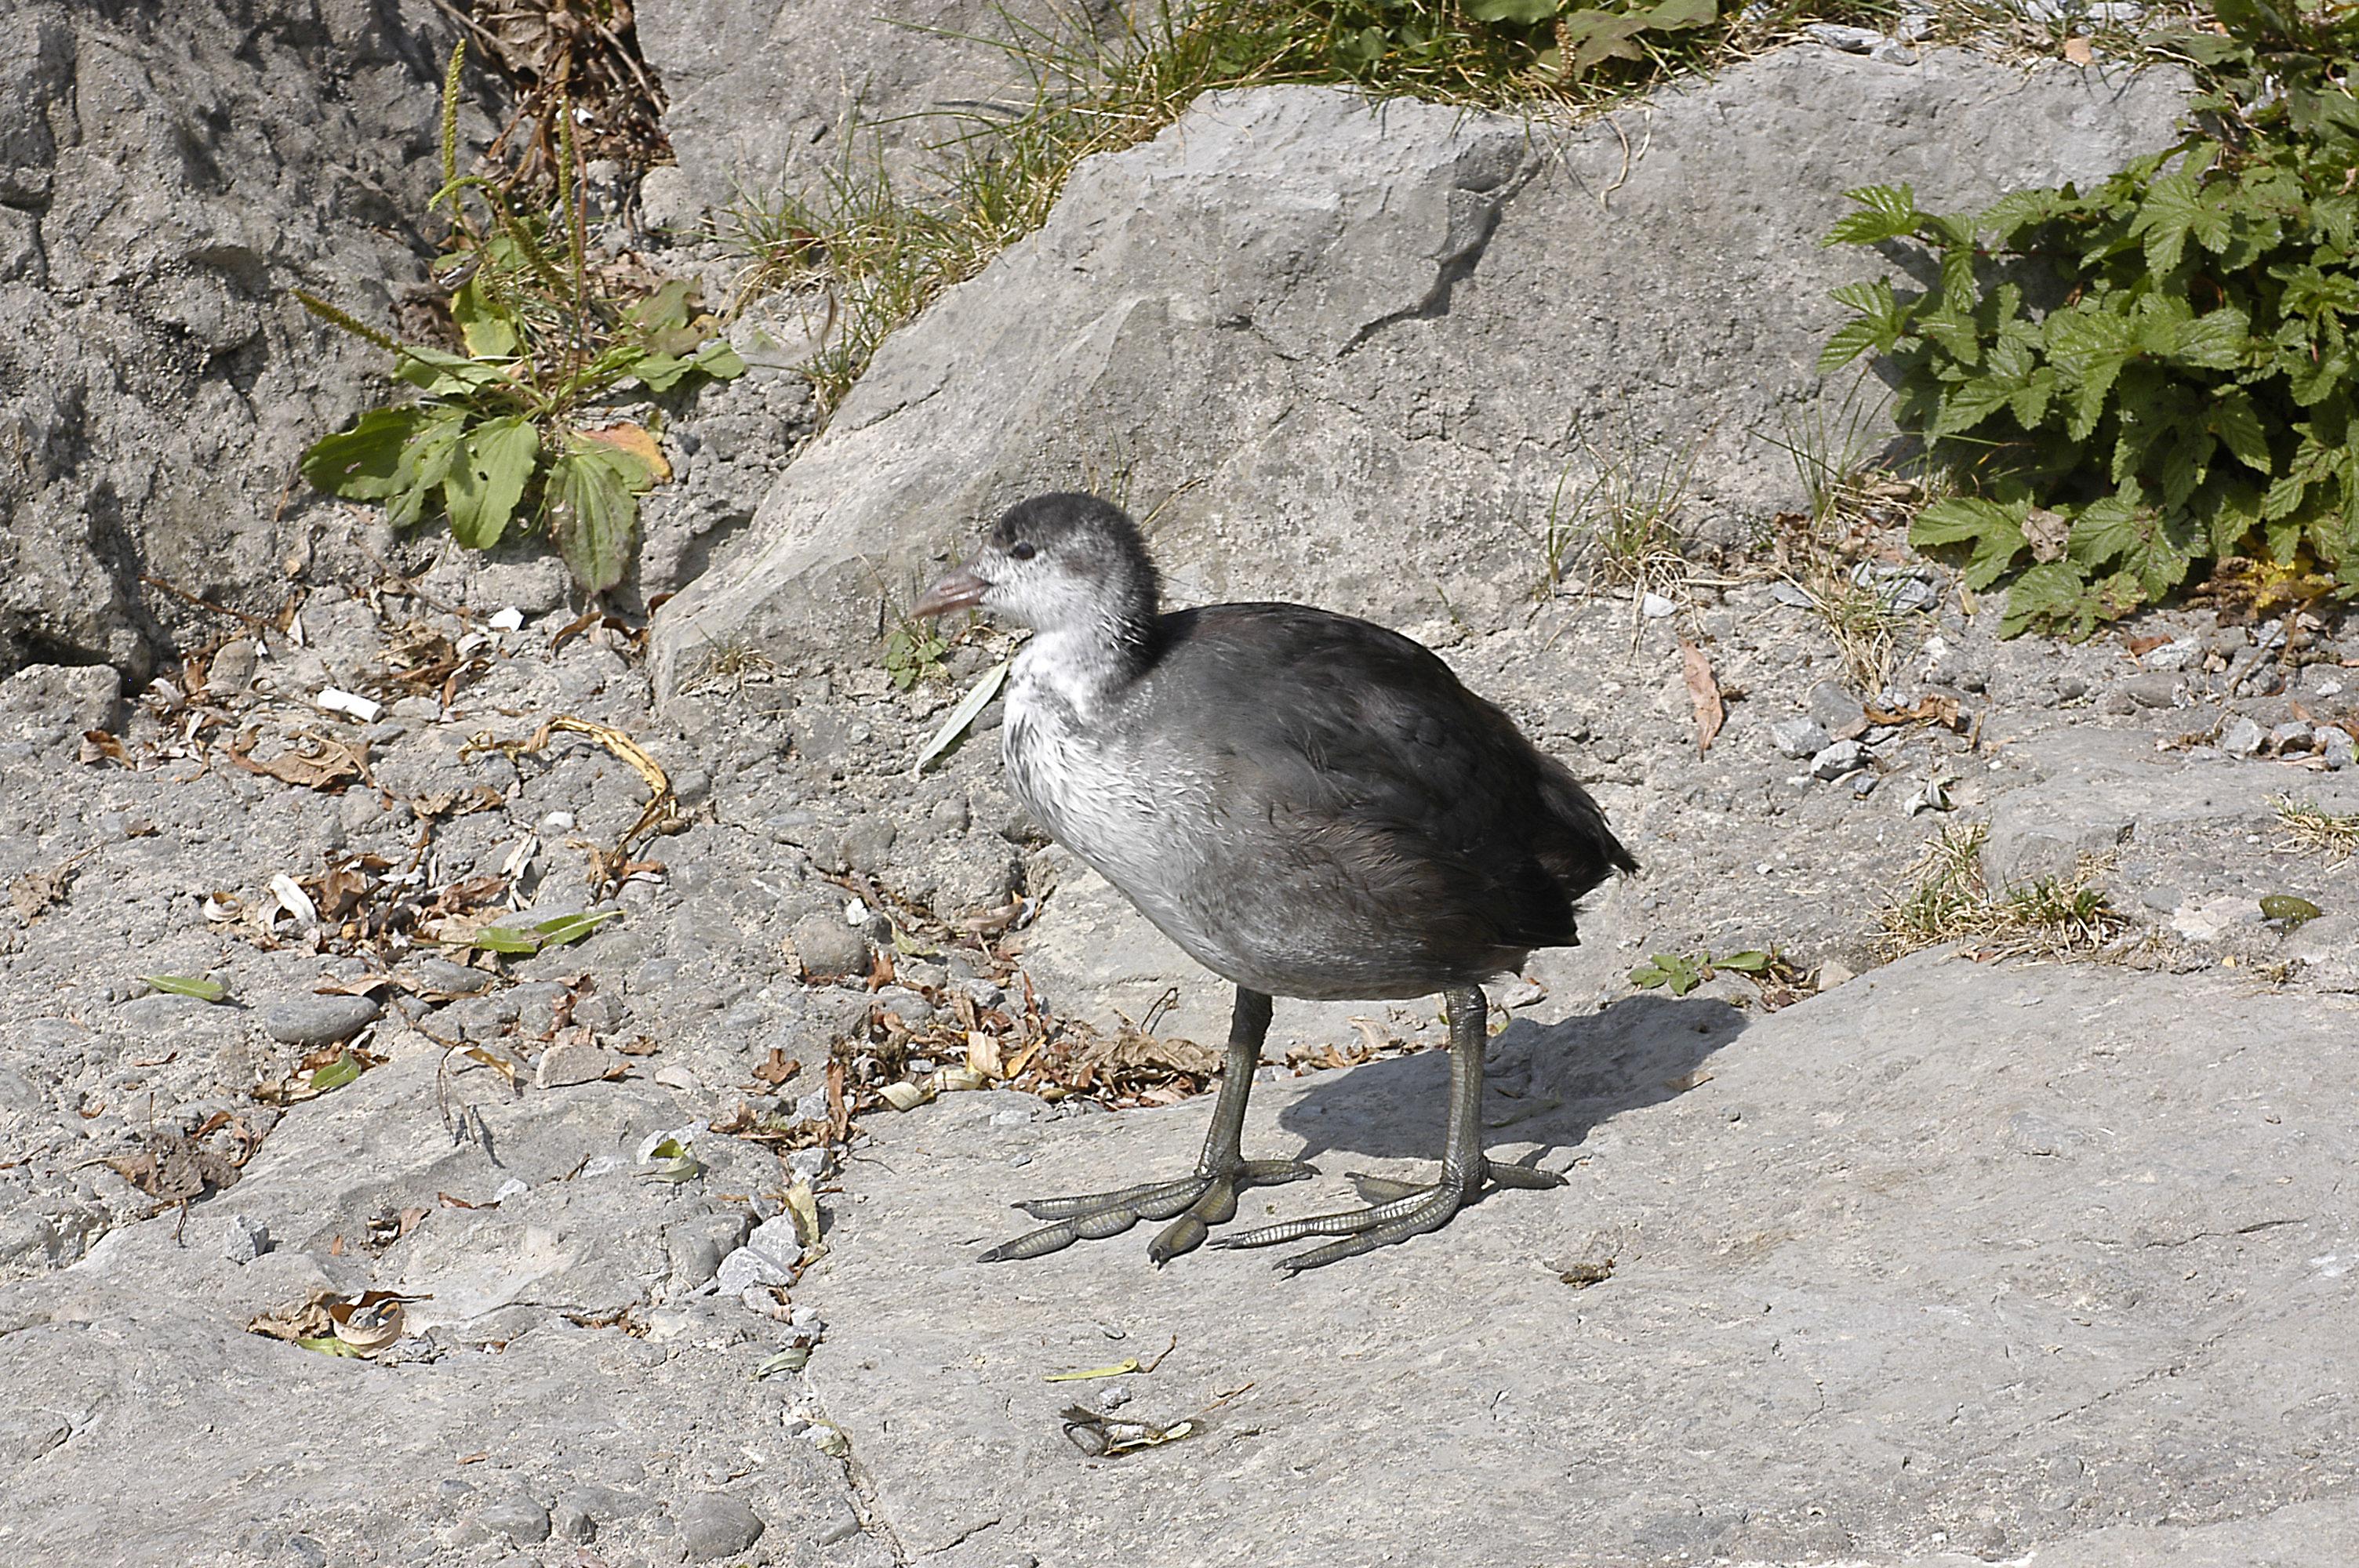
[267,872,318,926]
[540,811,576,831]
[317,688,383,724]
[843,898,870,927]
[201,893,242,922]
[455,631,494,659]
[1641,592,1677,618]
[488,607,525,631]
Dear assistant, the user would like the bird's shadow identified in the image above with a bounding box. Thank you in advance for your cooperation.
[1271,993,1747,1166]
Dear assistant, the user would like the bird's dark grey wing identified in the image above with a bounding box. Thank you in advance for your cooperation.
[1140,604,1630,958]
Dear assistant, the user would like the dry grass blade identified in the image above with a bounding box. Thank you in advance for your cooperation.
[1878,822,2131,961]
[2270,796,2359,864]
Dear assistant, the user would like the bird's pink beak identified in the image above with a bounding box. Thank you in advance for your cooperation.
[911,564,989,619]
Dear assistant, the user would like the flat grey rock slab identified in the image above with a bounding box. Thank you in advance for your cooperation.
[0,1041,887,1566]
[652,52,2186,692]
[799,953,2359,1566]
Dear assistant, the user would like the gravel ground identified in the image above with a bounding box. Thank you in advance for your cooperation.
[2,289,2355,1568]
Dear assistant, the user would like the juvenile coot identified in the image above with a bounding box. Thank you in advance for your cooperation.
[913,493,1634,1273]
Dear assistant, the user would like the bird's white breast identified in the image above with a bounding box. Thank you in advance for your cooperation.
[1001,644,1221,953]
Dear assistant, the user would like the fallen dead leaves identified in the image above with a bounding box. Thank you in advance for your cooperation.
[1677,638,1725,755]
[95,1112,265,1232]
[249,1287,426,1358]
[9,848,92,922]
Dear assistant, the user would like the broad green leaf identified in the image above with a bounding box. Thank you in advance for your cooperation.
[1931,377,2013,439]
[533,909,624,948]
[385,405,469,532]
[1715,950,1772,973]
[143,974,227,1002]
[689,339,747,380]
[301,408,425,501]
[2169,304,2252,369]
[2068,495,2194,601]
[546,440,651,594]
[464,926,542,954]
[442,415,539,550]
[1469,0,1562,21]
[1641,0,1717,30]
[1816,316,1881,373]
[632,354,691,393]
[451,278,521,358]
[309,1051,363,1093]
[393,344,511,395]
[1913,496,2029,590]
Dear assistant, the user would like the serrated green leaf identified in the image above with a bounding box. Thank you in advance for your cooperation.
[1816,317,1882,373]
[2209,388,2273,472]
[1823,185,1921,248]
[301,408,426,501]
[1999,561,2092,638]
[443,416,539,550]
[1931,378,2014,439]
[545,441,650,594]
[142,974,228,1002]
[1913,496,2030,590]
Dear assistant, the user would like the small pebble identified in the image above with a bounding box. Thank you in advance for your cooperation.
[256,992,381,1047]
[674,1493,765,1560]
[222,1214,271,1264]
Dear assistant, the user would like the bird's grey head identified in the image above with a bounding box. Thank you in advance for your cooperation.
[913,493,1160,640]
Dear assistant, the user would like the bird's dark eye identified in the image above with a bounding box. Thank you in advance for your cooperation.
[1010,541,1037,562]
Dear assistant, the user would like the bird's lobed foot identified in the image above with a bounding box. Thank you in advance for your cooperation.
[976,1158,1317,1265]
[1213,1157,1567,1275]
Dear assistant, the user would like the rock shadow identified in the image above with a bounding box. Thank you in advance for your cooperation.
[1270,992,1747,1165]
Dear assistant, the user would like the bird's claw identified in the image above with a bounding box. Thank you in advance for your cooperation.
[976,1158,1317,1265]
[1214,1157,1566,1274]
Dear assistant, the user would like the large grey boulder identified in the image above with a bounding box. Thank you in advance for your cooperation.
[638,0,1128,215]
[798,951,2359,1566]
[650,49,2186,697]
[0,0,453,680]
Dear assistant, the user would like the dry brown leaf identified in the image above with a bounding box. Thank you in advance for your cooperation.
[1677,638,1725,756]
[578,423,671,482]
[2062,34,2095,64]
[2024,507,2071,563]
[751,1048,801,1087]
[226,728,367,792]
[78,730,129,767]
[10,861,80,922]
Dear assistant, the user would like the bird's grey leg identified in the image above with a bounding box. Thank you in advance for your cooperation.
[977,987,1317,1265]
[1212,984,1566,1275]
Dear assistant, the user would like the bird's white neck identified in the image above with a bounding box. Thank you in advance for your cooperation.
[1010,622,1143,720]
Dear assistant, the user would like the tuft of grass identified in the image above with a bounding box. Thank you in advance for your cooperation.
[1525,426,1707,630]
[1878,822,2131,961]
[2270,796,2359,865]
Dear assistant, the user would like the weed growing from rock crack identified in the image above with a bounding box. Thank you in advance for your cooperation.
[1879,822,2131,960]
[298,43,745,594]
[2270,796,2359,865]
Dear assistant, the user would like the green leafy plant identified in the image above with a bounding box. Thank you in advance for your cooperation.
[299,44,744,594]
[1819,0,2359,636]
[1628,948,1768,996]
[883,619,951,691]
